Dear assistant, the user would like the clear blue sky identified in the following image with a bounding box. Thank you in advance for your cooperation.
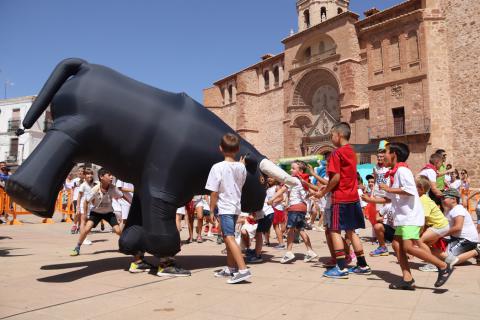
[0,0,401,102]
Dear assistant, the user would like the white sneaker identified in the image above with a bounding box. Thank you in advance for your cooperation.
[227,270,252,284]
[82,239,92,245]
[304,250,318,262]
[280,251,295,264]
[207,231,213,237]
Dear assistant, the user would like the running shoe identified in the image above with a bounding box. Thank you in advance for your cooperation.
[274,244,286,250]
[70,247,80,256]
[70,225,78,234]
[434,265,454,287]
[369,246,389,257]
[246,255,263,264]
[82,238,92,245]
[348,265,372,275]
[280,251,295,264]
[304,250,318,262]
[129,260,152,273]
[227,270,252,284]
[323,266,349,279]
[157,261,191,277]
[214,267,235,278]
[419,263,438,272]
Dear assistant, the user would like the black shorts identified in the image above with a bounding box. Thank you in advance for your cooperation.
[88,211,118,228]
[446,236,478,256]
[328,201,365,231]
[383,224,396,242]
[257,213,273,233]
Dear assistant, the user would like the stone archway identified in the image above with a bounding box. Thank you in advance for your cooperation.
[289,68,341,155]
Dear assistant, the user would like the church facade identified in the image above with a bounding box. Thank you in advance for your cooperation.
[203,0,480,182]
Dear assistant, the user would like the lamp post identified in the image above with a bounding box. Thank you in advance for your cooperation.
[4,80,14,99]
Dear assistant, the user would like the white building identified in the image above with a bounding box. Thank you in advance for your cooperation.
[0,96,51,167]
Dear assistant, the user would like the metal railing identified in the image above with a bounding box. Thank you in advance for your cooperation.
[368,116,430,139]
[292,47,337,69]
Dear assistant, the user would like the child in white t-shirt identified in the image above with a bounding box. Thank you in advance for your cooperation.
[363,142,453,290]
[205,133,251,284]
[76,168,97,245]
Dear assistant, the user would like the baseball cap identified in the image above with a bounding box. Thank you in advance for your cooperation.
[442,188,460,199]
[378,140,388,151]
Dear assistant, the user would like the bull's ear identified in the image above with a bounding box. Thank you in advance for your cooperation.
[244,155,258,174]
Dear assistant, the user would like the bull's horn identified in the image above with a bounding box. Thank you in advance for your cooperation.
[259,159,297,188]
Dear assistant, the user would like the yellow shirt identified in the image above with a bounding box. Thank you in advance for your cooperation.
[420,194,449,229]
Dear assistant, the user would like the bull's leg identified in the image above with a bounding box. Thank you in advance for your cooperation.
[6,130,77,217]
[118,193,146,256]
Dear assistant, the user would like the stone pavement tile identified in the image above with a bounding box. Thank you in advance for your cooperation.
[176,311,249,320]
[212,291,289,319]
[301,282,369,304]
[335,304,412,320]
[36,292,146,320]
[414,289,479,317]
[410,311,478,320]
[0,310,64,320]
[88,300,193,320]
[353,286,423,310]
[257,299,347,320]
[249,277,319,298]
[0,305,26,319]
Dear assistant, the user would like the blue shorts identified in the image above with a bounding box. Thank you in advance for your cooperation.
[328,201,365,231]
[257,213,273,233]
[219,214,238,236]
[287,211,306,230]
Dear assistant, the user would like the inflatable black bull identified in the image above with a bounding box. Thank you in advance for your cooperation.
[6,58,294,257]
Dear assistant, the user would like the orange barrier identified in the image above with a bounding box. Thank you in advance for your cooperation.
[0,189,75,225]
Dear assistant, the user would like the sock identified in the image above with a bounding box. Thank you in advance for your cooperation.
[355,250,368,267]
[238,269,249,274]
[228,267,238,273]
[335,250,346,269]
[76,244,81,250]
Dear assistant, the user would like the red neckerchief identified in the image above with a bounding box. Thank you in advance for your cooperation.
[384,162,409,185]
[422,163,439,175]
[295,173,310,191]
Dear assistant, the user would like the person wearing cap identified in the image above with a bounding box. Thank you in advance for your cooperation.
[439,188,479,266]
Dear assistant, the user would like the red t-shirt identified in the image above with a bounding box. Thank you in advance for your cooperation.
[327,144,359,204]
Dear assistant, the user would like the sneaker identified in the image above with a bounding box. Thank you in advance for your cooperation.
[389,279,416,290]
[434,265,454,288]
[207,231,213,237]
[419,263,438,272]
[70,225,78,234]
[280,251,295,264]
[211,227,219,234]
[227,270,252,284]
[204,226,210,234]
[157,262,191,277]
[323,266,349,279]
[214,267,236,278]
[348,265,372,275]
[445,255,460,268]
[369,246,389,257]
[82,239,92,245]
[246,255,263,264]
[196,236,203,243]
[216,236,223,245]
[322,257,336,268]
[245,248,255,257]
[70,247,80,256]
[60,219,66,223]
[274,244,286,250]
[129,261,152,273]
[304,250,318,263]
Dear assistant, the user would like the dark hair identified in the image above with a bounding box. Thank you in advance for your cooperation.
[387,142,410,162]
[220,133,240,153]
[98,168,111,179]
[84,168,94,175]
[331,122,351,140]
[446,163,452,170]
[366,174,374,181]
[435,149,446,155]
[429,153,442,165]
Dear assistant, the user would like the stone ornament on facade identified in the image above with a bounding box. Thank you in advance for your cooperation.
[391,84,403,98]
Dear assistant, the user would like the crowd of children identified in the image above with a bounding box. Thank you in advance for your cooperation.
[58,125,479,288]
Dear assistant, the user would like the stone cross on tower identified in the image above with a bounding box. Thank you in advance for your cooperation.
[296,0,350,31]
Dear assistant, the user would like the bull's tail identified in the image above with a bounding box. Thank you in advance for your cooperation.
[22,58,87,129]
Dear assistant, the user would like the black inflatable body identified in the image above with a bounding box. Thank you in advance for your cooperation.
[6,58,271,258]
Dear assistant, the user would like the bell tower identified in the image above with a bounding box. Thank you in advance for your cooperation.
[297,0,350,31]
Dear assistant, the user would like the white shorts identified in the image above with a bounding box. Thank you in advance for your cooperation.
[120,204,130,220]
[241,222,257,239]
[176,206,186,215]
[429,225,450,237]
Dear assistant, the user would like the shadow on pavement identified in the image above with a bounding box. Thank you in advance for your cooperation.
[370,270,448,293]
[37,254,237,283]
[0,247,32,257]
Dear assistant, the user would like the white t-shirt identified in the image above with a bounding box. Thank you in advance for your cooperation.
[446,205,479,242]
[358,189,367,208]
[72,178,82,201]
[449,179,461,191]
[261,186,276,216]
[287,178,307,207]
[87,184,123,214]
[78,181,96,214]
[444,174,452,186]
[385,167,424,227]
[205,161,246,215]
[373,165,389,198]
[419,168,437,183]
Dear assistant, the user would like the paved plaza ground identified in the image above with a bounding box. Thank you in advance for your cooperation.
[1,215,479,320]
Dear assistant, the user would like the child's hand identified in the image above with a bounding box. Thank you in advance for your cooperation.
[239,155,246,165]
[307,164,315,175]
[379,184,390,192]
[361,193,372,202]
